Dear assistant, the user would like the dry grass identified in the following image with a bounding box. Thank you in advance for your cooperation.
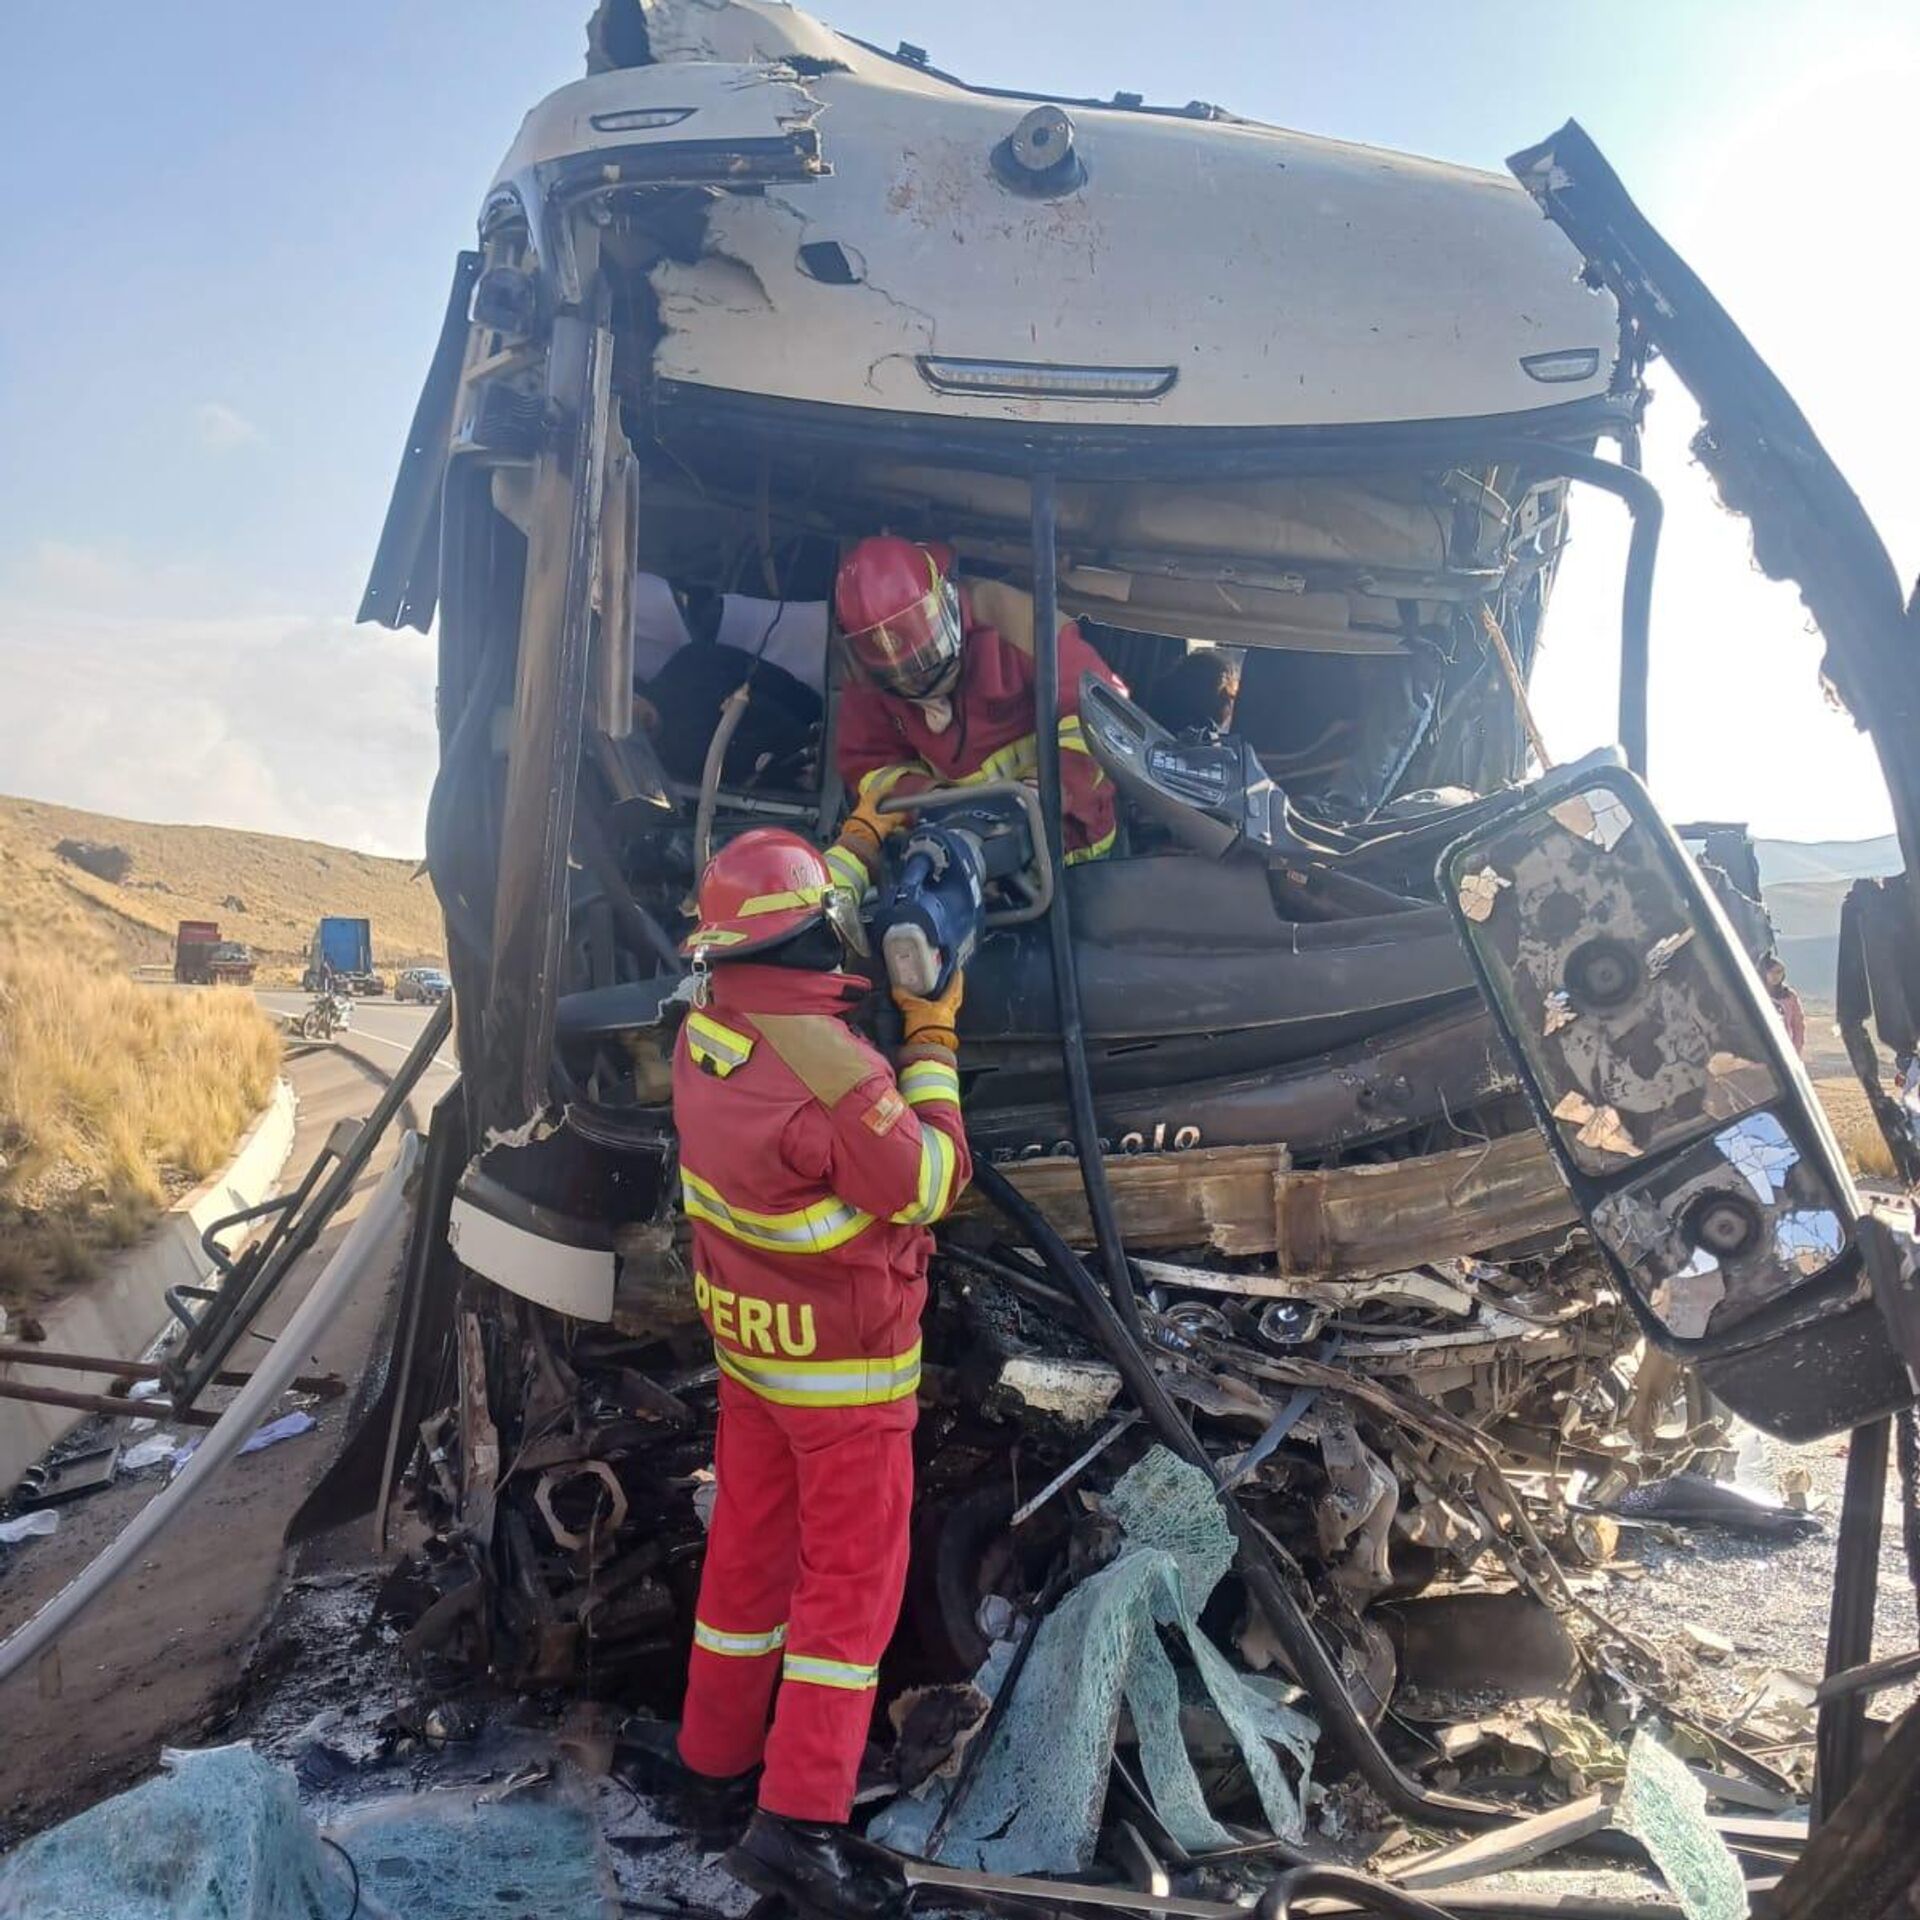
[1814,1073,1899,1181]
[0,951,283,1307]
[0,792,444,973]
[0,801,300,1308]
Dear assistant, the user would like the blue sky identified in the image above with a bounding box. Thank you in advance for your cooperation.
[2,1,1916,853]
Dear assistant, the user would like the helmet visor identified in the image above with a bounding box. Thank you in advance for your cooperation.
[823,883,871,960]
[843,577,963,698]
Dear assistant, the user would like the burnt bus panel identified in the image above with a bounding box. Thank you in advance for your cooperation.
[479,313,612,1137]
[1510,118,1920,948]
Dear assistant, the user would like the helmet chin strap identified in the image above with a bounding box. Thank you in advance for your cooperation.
[910,653,964,719]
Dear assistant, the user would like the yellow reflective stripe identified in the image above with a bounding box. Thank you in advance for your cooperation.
[858,763,924,801]
[686,1011,756,1076]
[719,1339,920,1380]
[783,1653,880,1692]
[823,844,871,893]
[694,1619,787,1658]
[891,1123,956,1226]
[1057,715,1091,754]
[737,884,832,917]
[956,734,1038,786]
[715,1341,922,1409]
[690,926,750,947]
[899,1059,960,1108]
[1065,825,1118,866]
[682,1169,874,1254]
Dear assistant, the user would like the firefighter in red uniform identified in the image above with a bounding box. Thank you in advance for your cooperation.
[628,827,969,1918]
[824,535,1125,895]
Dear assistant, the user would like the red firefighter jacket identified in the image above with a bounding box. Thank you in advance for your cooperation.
[835,578,1124,866]
[670,963,971,1416]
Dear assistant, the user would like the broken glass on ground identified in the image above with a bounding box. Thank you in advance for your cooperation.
[1617,1730,1750,1920]
[871,1447,1317,1873]
[0,1742,623,1920]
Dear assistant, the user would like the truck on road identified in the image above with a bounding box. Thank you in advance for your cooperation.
[172,920,256,987]
[302,915,384,995]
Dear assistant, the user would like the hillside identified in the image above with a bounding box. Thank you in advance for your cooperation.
[0,795,309,1306]
[0,794,446,977]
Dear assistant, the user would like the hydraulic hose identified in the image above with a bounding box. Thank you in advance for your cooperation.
[969,1159,1508,1833]
[691,680,752,886]
[1010,472,1504,1830]
[1256,1865,1457,1919]
[1028,472,1148,1345]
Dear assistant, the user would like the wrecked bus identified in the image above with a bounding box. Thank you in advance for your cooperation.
[350,0,1920,1883]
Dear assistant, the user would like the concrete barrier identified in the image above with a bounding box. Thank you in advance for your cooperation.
[0,1078,299,1494]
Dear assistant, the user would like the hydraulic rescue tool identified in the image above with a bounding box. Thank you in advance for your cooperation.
[870,782,1052,997]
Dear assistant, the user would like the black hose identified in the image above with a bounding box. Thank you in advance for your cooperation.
[321,1831,362,1917]
[968,1159,1507,1833]
[1255,1864,1457,1919]
[1011,471,1511,1834]
[1028,472,1148,1345]
[1480,440,1662,779]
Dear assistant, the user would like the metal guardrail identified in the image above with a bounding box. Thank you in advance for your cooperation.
[0,1136,421,1688]
[159,995,453,1408]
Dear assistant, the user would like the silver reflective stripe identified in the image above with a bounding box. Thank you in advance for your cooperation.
[784,1652,880,1691]
[694,1619,788,1658]
[823,844,872,895]
[687,1012,754,1065]
[714,1345,922,1406]
[892,1123,955,1226]
[687,1012,756,1077]
[681,1171,874,1254]
[899,1060,960,1108]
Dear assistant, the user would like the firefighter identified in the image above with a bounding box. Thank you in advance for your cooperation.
[825,534,1125,895]
[628,827,969,1918]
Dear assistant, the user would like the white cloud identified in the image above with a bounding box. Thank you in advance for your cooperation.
[193,400,265,452]
[0,548,435,856]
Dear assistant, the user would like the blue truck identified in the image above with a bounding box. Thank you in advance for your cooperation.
[302,916,384,995]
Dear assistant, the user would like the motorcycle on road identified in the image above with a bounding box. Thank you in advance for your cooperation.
[297,989,355,1043]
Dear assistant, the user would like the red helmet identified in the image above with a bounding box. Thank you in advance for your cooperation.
[834,535,964,698]
[684,828,864,961]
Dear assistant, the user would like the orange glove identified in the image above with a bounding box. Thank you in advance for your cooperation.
[893,968,965,1054]
[834,787,911,878]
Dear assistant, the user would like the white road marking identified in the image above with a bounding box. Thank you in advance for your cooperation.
[342,1026,460,1074]
[257,995,459,1074]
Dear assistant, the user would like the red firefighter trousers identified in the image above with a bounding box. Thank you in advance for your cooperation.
[677,1376,915,1823]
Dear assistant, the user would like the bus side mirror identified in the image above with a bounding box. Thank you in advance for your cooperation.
[1440,760,1914,1439]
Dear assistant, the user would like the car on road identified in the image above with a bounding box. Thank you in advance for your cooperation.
[395,967,451,1005]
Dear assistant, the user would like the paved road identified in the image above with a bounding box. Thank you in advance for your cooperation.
[256,990,460,1098]
[0,1000,460,1837]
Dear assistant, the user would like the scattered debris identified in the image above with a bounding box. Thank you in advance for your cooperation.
[120,1432,178,1474]
[169,1408,319,1480]
[17,1442,120,1508]
[1683,1624,1735,1664]
[1391,1789,1612,1889]
[1776,1463,1818,1512]
[1608,1473,1821,1541]
[0,1509,59,1545]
